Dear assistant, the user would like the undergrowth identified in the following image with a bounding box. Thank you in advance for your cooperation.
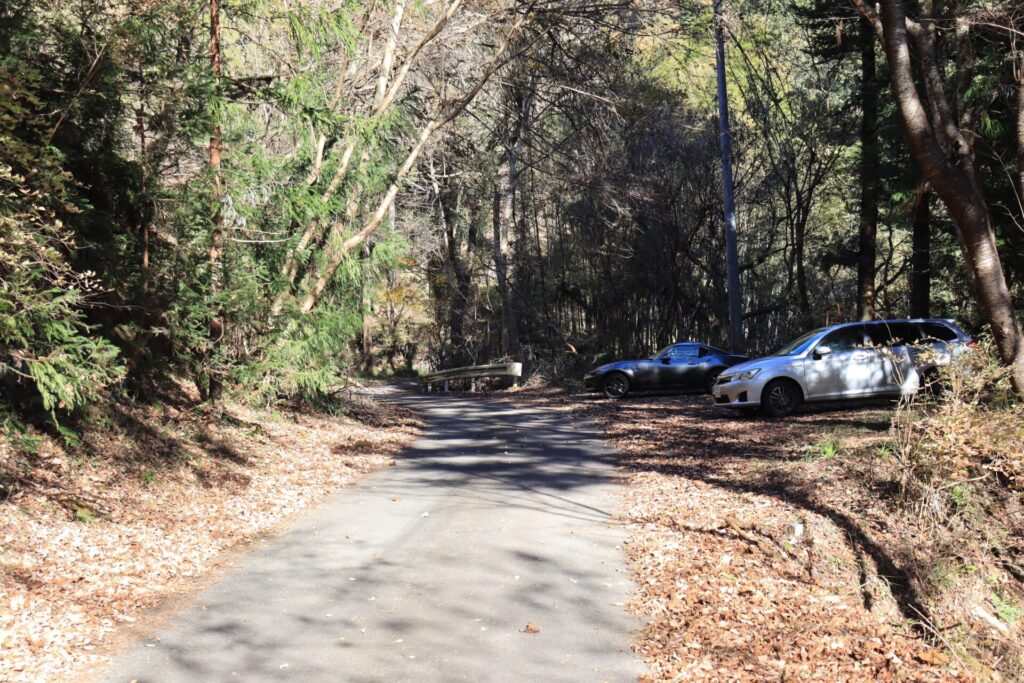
[888,340,1024,678]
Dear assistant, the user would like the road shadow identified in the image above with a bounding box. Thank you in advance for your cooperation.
[376,394,624,525]
[101,389,642,682]
[512,389,935,634]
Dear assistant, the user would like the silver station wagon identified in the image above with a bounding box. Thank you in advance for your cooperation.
[712,318,974,417]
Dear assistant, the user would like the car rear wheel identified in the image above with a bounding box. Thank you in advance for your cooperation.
[761,379,801,417]
[603,372,631,399]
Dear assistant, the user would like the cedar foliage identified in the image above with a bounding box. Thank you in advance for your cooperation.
[0,0,455,426]
[0,7,124,422]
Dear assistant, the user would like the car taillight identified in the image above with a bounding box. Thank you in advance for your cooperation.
[966,338,977,347]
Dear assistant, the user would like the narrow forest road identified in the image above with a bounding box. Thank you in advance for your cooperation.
[101,391,641,682]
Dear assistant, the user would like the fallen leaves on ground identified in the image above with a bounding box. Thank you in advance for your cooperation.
[512,388,969,682]
[0,396,423,682]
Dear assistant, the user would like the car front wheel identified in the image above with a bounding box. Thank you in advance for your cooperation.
[603,372,631,399]
[761,379,801,417]
[705,369,723,394]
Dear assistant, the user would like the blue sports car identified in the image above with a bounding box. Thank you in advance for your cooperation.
[583,341,748,399]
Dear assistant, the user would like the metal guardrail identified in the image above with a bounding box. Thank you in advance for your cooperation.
[421,362,522,392]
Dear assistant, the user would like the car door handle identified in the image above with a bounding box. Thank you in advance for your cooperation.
[687,361,699,365]
[852,352,870,362]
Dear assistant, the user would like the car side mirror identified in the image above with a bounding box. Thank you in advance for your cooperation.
[814,345,832,359]
[660,356,671,364]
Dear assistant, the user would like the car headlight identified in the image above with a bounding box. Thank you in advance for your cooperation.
[734,368,761,381]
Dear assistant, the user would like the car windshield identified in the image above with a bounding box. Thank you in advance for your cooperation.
[650,345,673,359]
[771,328,825,356]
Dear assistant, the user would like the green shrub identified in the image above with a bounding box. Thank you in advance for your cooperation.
[0,59,124,418]
[230,307,361,406]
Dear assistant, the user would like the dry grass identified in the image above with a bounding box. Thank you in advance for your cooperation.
[887,345,1024,678]
[891,344,1024,507]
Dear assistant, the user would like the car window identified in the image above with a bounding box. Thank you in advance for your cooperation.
[893,323,922,345]
[665,345,699,360]
[865,322,921,346]
[865,323,892,346]
[920,322,958,341]
[650,345,672,359]
[819,325,866,352]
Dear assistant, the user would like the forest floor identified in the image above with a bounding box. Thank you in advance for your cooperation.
[0,389,423,682]
[509,387,1010,682]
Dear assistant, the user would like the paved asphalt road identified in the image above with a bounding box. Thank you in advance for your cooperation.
[101,392,642,682]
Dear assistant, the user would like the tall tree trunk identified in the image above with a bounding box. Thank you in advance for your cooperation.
[1018,54,1024,207]
[434,166,474,367]
[493,166,519,357]
[910,180,931,318]
[491,82,535,358]
[374,0,406,106]
[361,312,373,374]
[457,204,478,361]
[0,9,9,57]
[857,17,880,321]
[794,219,812,329]
[207,0,225,399]
[361,243,374,376]
[867,0,1024,393]
[136,103,151,295]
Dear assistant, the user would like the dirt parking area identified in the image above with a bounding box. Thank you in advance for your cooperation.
[515,388,972,681]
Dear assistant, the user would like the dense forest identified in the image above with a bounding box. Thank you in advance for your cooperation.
[2,0,1023,423]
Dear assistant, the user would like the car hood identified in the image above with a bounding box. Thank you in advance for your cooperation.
[589,359,655,373]
[720,354,800,376]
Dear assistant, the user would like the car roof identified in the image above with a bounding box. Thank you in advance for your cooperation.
[668,341,730,353]
[823,318,964,334]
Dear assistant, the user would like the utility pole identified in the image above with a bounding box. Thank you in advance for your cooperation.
[714,0,743,353]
